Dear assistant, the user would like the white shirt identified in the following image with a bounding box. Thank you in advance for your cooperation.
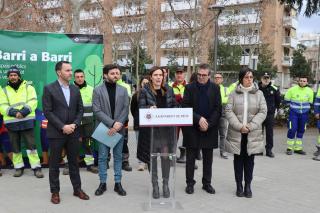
[58,79,70,106]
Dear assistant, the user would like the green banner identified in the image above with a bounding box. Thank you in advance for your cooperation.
[0,30,104,108]
[0,30,104,158]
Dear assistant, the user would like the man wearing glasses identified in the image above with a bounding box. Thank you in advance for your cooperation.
[258,72,281,157]
[182,64,221,195]
[284,76,314,155]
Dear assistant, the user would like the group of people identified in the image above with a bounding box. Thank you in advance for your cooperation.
[0,60,319,205]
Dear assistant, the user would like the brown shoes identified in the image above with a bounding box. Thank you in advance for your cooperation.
[51,190,89,204]
[73,190,90,200]
[51,193,60,204]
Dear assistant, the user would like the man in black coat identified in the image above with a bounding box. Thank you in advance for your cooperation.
[42,61,89,204]
[181,63,222,195]
[258,72,281,158]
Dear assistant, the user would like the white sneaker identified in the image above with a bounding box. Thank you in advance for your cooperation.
[137,164,144,171]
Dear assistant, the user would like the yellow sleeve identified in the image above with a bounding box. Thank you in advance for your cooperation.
[26,85,38,111]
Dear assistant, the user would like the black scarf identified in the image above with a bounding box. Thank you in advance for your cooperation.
[8,79,23,91]
[196,80,210,119]
[74,81,87,89]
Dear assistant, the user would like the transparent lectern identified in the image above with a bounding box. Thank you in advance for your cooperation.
[139,108,193,210]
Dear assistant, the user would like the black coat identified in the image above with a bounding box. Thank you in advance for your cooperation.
[181,81,221,149]
[137,85,177,164]
[130,92,139,131]
[258,82,281,114]
[42,80,83,138]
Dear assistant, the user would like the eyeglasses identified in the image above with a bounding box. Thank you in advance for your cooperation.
[214,76,222,79]
[197,73,209,77]
[244,76,253,79]
[263,76,270,79]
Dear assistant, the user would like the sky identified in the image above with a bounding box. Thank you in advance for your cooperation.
[297,2,320,37]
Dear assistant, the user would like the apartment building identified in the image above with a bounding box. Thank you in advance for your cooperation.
[217,0,298,88]
[2,0,297,88]
[299,33,320,81]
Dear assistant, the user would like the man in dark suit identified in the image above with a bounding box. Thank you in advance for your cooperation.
[42,61,89,204]
[182,63,221,195]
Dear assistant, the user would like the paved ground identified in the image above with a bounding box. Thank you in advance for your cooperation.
[0,127,319,213]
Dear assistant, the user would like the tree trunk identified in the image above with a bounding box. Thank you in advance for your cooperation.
[136,44,140,84]
[187,31,193,80]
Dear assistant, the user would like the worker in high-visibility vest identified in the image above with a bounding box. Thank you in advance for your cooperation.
[172,68,187,163]
[228,80,239,94]
[284,76,314,155]
[0,66,43,178]
[213,72,230,159]
[74,69,98,173]
[117,73,132,172]
[313,86,320,161]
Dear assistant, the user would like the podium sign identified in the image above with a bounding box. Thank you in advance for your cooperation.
[139,108,190,210]
[139,108,193,127]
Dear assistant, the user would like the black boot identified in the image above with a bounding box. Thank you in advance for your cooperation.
[114,183,127,196]
[196,149,202,160]
[177,147,186,163]
[244,183,252,198]
[95,183,107,196]
[152,181,160,199]
[314,146,320,157]
[236,182,244,197]
[122,161,132,172]
[163,179,170,198]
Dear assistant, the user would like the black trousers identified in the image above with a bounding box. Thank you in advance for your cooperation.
[122,121,129,163]
[186,148,213,186]
[233,134,255,184]
[7,129,36,153]
[263,113,274,152]
[49,137,81,193]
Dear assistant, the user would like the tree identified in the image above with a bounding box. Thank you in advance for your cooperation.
[279,0,320,17]
[0,0,28,19]
[256,44,278,80]
[208,40,242,72]
[167,51,179,79]
[290,44,313,81]
[167,0,217,77]
[64,0,90,33]
[129,45,153,80]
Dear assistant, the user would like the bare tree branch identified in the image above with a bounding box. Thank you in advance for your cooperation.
[0,0,27,19]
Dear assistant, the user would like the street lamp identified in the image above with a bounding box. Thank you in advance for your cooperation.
[208,4,225,73]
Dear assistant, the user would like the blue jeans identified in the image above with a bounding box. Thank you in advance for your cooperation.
[98,137,124,183]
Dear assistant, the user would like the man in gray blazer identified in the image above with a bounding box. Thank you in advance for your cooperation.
[93,64,129,196]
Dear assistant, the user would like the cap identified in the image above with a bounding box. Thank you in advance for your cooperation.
[263,72,270,77]
[7,66,21,77]
[175,67,185,73]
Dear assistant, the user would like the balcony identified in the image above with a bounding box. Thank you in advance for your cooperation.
[216,0,260,6]
[219,36,260,45]
[160,56,198,66]
[112,5,146,17]
[161,39,189,49]
[282,36,298,49]
[219,13,261,25]
[282,56,293,67]
[283,16,298,29]
[161,0,198,12]
[80,9,101,20]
